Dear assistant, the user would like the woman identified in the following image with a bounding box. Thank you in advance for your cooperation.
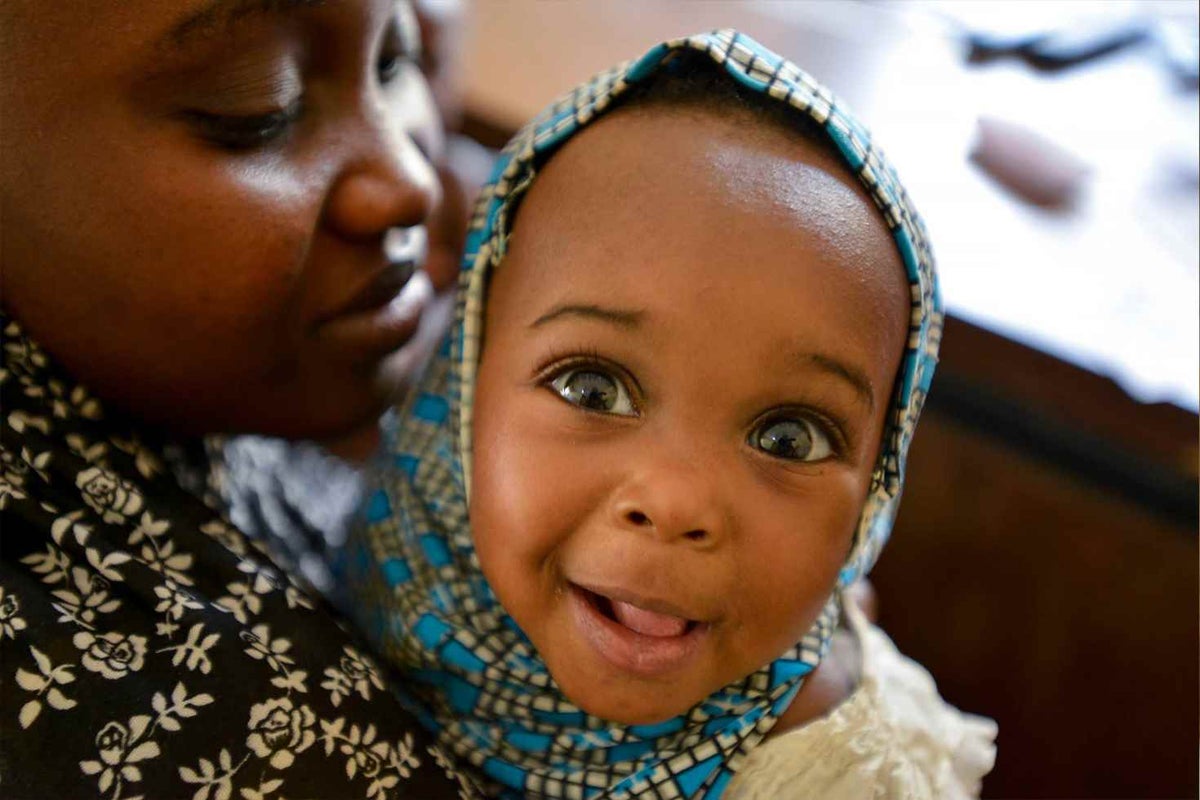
[0,1,472,797]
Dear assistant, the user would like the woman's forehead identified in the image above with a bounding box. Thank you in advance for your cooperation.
[3,1,410,66]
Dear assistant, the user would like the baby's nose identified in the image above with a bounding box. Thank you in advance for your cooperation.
[610,463,727,549]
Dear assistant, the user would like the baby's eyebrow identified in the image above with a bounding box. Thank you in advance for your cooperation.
[530,304,645,330]
[165,0,328,48]
[800,353,875,411]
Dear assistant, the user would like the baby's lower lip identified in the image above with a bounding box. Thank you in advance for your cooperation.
[567,584,709,678]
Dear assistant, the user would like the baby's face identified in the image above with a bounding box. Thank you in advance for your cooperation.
[471,108,909,724]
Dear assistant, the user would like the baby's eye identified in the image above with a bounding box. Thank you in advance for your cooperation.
[548,368,637,417]
[751,417,834,462]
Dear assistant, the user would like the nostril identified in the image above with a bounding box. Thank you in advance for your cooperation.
[626,510,650,526]
[684,530,707,542]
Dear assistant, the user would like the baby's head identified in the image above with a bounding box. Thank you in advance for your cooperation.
[352,31,941,795]
[469,54,911,724]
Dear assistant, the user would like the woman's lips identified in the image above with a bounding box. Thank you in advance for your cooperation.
[567,583,709,678]
[330,259,416,320]
[315,268,433,360]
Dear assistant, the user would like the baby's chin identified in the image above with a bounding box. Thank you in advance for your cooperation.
[544,656,713,727]
[565,686,698,727]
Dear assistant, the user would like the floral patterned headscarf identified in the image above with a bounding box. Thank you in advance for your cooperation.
[346,30,942,799]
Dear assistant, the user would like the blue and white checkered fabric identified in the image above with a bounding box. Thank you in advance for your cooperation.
[346,30,943,799]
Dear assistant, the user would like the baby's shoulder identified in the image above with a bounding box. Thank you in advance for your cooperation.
[728,608,998,800]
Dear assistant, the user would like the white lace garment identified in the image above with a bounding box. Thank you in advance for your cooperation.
[726,597,997,799]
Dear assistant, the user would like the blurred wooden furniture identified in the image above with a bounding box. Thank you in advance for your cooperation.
[874,316,1197,799]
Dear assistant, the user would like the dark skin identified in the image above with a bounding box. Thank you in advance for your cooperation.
[470,107,908,733]
[0,0,445,447]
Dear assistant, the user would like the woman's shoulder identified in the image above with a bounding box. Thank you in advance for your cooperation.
[727,599,998,800]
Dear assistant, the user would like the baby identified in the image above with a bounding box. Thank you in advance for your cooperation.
[346,31,996,799]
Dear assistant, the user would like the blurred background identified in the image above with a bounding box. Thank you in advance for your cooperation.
[422,1,1200,796]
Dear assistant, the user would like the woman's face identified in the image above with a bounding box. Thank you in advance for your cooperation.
[470,109,910,724]
[0,0,441,440]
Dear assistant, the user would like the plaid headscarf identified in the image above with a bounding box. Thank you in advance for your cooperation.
[345,30,943,799]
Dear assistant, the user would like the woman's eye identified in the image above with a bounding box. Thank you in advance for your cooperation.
[189,100,302,151]
[377,52,406,84]
[548,368,637,417]
[751,417,834,462]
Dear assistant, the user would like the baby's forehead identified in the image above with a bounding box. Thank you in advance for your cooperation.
[509,105,905,298]
[491,107,911,364]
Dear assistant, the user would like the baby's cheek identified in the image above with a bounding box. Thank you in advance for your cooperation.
[741,484,860,652]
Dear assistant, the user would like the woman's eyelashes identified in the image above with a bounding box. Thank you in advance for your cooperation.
[189,37,411,152]
[188,98,304,150]
[547,366,638,417]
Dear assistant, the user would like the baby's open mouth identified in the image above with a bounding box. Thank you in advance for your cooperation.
[567,583,710,677]
[578,586,700,638]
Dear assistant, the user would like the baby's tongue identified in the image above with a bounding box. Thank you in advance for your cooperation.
[610,599,688,638]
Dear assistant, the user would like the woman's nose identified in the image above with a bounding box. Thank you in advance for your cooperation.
[323,111,439,241]
[609,458,728,549]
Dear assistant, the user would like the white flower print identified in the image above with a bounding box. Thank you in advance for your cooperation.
[159,622,221,674]
[154,583,204,622]
[3,314,453,799]
[66,433,109,465]
[240,624,295,673]
[322,646,386,707]
[199,518,249,557]
[127,511,170,547]
[77,684,214,797]
[319,720,423,798]
[14,645,76,728]
[76,465,144,524]
[79,719,161,795]
[428,744,481,800]
[7,409,51,435]
[140,538,194,585]
[237,556,284,595]
[0,468,28,509]
[151,682,216,732]
[0,585,29,639]
[47,378,102,420]
[214,581,262,624]
[85,546,133,582]
[245,696,317,769]
[179,747,251,800]
[110,434,163,479]
[50,508,93,547]
[19,541,70,584]
[283,584,315,611]
[74,630,148,679]
[50,566,121,628]
[18,445,52,482]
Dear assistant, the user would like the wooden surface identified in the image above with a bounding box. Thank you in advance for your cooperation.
[875,405,1197,798]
